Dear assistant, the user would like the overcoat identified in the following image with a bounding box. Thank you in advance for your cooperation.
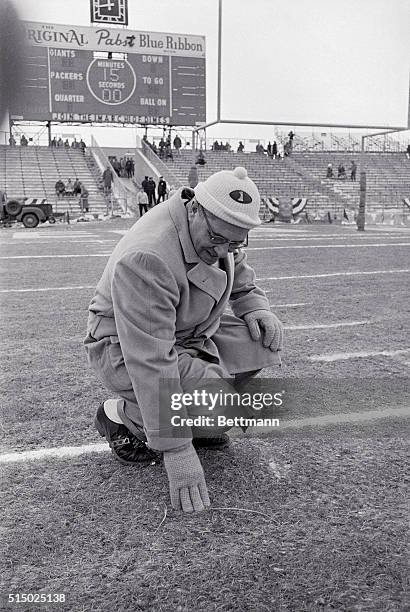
[85,191,279,450]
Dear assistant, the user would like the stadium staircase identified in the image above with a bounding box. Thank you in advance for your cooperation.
[0,145,107,216]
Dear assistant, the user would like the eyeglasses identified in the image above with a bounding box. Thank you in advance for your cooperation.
[199,204,248,250]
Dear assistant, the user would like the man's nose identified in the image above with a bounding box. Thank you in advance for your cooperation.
[213,243,230,258]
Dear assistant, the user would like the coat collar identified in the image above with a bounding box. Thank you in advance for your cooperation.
[168,193,234,301]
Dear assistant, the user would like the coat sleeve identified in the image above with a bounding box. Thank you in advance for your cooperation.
[111,250,191,451]
[229,248,271,318]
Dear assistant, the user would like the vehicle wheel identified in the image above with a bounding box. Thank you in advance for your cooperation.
[5,199,22,216]
[22,213,39,228]
[48,216,56,224]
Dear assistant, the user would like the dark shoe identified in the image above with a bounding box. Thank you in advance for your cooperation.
[192,433,231,450]
[94,403,159,465]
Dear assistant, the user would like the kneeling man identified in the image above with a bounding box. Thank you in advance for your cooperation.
[84,167,283,513]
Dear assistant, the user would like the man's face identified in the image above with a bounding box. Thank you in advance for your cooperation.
[188,201,249,265]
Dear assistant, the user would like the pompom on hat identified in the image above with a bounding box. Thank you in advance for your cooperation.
[194,166,261,228]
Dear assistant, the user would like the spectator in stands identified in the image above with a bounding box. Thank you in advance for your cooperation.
[350,160,357,181]
[85,166,283,514]
[237,141,244,152]
[146,177,156,207]
[65,178,74,195]
[173,134,182,155]
[165,143,174,161]
[55,179,65,198]
[50,137,57,147]
[71,139,78,149]
[20,134,28,146]
[125,158,133,179]
[256,143,265,154]
[337,164,346,179]
[57,137,64,147]
[80,139,86,155]
[224,142,231,152]
[141,175,149,197]
[103,166,113,195]
[266,142,272,158]
[157,176,167,204]
[272,141,278,159]
[188,165,199,189]
[406,144,410,159]
[212,140,219,151]
[288,130,295,142]
[158,138,166,159]
[277,142,284,159]
[326,163,333,178]
[195,150,206,166]
[64,139,70,148]
[9,135,16,146]
[136,187,149,217]
[73,178,82,196]
[79,185,89,213]
[283,141,291,157]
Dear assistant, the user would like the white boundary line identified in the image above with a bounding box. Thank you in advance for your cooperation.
[270,302,309,308]
[0,253,111,260]
[284,320,369,331]
[309,348,410,362]
[258,269,410,281]
[250,235,410,242]
[1,407,408,464]
[0,285,95,294]
[248,242,410,251]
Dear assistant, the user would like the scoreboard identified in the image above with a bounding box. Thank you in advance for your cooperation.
[12,21,206,126]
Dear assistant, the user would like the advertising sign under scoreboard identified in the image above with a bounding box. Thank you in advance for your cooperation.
[11,21,206,126]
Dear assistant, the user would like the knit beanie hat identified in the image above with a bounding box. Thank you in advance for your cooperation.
[194,167,261,228]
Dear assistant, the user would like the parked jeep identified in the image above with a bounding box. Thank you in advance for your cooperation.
[0,197,56,228]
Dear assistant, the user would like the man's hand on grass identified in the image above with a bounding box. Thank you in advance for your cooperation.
[244,310,284,352]
[163,443,210,513]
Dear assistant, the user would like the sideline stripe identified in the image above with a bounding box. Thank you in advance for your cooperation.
[250,235,410,242]
[248,406,410,434]
[284,320,369,331]
[270,302,308,308]
[258,268,410,281]
[0,285,95,294]
[0,253,111,260]
[309,348,410,362]
[248,242,410,251]
[1,407,408,464]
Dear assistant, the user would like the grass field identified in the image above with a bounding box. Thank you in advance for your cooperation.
[1,219,409,612]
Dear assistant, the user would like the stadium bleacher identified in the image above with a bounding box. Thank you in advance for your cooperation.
[0,145,107,215]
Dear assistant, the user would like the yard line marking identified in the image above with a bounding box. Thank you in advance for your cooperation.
[12,233,95,239]
[249,407,410,433]
[284,320,369,330]
[309,348,410,362]
[250,235,410,242]
[257,268,410,281]
[270,302,309,308]
[0,285,95,293]
[247,242,410,251]
[0,253,111,260]
[1,407,408,464]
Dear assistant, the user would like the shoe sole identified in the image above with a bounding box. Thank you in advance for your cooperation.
[94,410,159,466]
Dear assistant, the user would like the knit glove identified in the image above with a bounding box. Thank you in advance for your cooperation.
[163,443,210,513]
[244,310,284,351]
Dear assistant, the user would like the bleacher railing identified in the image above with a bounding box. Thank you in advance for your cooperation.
[90,135,137,213]
[141,141,183,188]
